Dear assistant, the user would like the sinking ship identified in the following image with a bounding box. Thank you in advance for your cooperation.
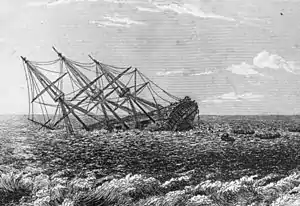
[21,47,199,134]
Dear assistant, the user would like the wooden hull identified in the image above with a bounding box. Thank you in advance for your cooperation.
[87,97,199,131]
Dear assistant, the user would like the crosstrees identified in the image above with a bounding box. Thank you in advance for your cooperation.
[21,47,198,133]
[32,73,67,103]
[89,55,158,124]
[71,73,105,101]
[22,56,78,133]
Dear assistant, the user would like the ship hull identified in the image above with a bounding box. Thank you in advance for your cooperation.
[87,97,199,131]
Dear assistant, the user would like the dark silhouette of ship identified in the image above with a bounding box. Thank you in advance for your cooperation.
[21,47,199,134]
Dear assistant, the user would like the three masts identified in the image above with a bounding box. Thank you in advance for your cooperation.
[21,47,199,134]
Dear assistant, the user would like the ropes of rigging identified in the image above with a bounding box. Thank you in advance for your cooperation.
[71,62,96,67]
[109,81,147,110]
[27,68,36,120]
[66,67,88,94]
[140,101,153,111]
[23,52,186,132]
[71,61,135,76]
[146,80,163,106]
[65,71,77,94]
[29,71,49,123]
[125,71,134,88]
[99,61,128,70]
[138,70,180,101]
[66,57,95,66]
[34,64,61,74]
[30,59,60,65]
[64,86,82,96]
[35,101,58,107]
[66,57,135,78]
[23,62,32,117]
[34,82,50,122]
[138,71,172,104]
[65,59,92,85]
[73,64,96,73]
[113,70,135,112]
[149,83,171,103]
[108,68,136,76]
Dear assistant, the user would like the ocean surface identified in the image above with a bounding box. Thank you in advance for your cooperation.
[1,114,300,141]
[1,114,299,170]
[0,115,36,166]
[1,115,300,206]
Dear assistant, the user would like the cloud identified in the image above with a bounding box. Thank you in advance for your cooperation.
[136,6,161,13]
[48,0,72,6]
[89,20,130,28]
[253,50,300,74]
[27,0,98,7]
[103,15,145,25]
[90,14,145,28]
[191,71,214,76]
[152,2,235,21]
[226,50,300,77]
[27,0,71,7]
[156,70,185,76]
[156,68,214,76]
[226,62,265,77]
[103,0,139,4]
[202,92,263,103]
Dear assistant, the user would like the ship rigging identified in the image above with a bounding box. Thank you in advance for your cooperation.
[22,47,199,134]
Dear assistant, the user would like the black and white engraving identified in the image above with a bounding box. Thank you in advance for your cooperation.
[0,0,299,205]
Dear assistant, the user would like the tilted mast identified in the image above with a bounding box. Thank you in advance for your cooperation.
[51,48,133,129]
[21,56,75,134]
[88,55,159,126]
[22,47,198,133]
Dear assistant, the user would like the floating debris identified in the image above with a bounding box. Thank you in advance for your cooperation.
[220,133,235,142]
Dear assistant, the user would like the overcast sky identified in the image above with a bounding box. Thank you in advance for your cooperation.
[0,0,300,115]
